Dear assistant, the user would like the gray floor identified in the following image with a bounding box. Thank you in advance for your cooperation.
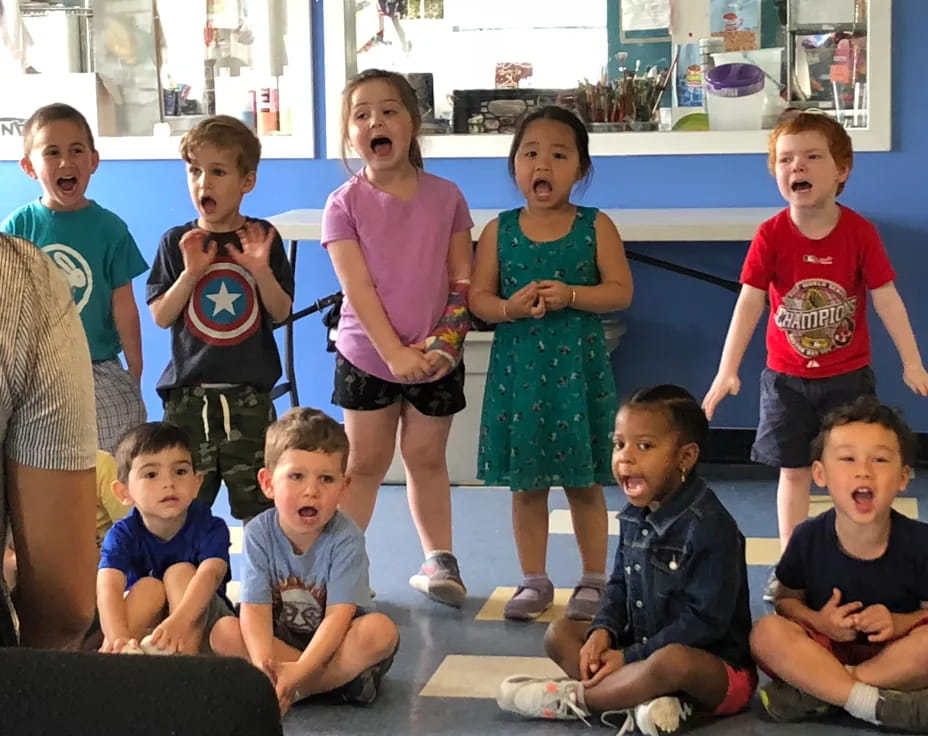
[217,466,926,735]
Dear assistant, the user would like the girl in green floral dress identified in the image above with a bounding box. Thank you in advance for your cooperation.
[470,107,633,622]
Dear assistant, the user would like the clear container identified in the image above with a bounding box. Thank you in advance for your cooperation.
[705,63,765,130]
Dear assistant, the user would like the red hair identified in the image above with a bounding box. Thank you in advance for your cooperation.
[768,112,853,195]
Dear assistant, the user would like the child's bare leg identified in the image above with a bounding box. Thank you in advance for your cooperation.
[209,616,302,661]
[342,405,402,531]
[564,485,607,574]
[292,613,399,695]
[513,490,550,575]
[124,577,167,640]
[777,467,812,550]
[544,617,588,679]
[162,562,206,653]
[853,624,928,690]
[751,614,854,705]
[399,405,453,554]
[586,644,730,712]
[545,618,730,711]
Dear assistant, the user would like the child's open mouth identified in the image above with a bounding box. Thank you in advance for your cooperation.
[200,196,217,214]
[371,136,393,157]
[298,506,318,518]
[532,178,553,199]
[851,487,875,513]
[57,177,78,193]
[791,180,812,192]
[621,475,648,499]
[160,494,180,504]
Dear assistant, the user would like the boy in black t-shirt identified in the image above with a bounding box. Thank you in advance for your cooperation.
[147,116,294,522]
[751,396,928,732]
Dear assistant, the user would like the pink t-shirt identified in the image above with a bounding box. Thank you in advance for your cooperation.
[321,170,473,382]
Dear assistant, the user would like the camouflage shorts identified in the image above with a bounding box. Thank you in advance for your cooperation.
[163,385,275,520]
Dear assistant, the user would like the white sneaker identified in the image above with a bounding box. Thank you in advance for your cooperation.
[634,696,693,735]
[497,675,590,723]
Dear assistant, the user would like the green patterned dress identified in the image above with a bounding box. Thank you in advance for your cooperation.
[477,206,618,491]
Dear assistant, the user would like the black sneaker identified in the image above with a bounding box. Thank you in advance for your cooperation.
[759,679,837,722]
[875,688,928,732]
[336,643,398,705]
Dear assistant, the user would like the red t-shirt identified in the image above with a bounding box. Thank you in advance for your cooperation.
[740,206,895,379]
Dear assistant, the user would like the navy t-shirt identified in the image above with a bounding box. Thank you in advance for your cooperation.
[146,218,294,398]
[99,500,231,599]
[777,508,928,613]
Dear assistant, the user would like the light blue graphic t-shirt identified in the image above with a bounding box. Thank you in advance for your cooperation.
[0,199,148,361]
[241,509,371,640]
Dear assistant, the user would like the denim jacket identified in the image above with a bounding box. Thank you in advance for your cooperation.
[589,474,754,671]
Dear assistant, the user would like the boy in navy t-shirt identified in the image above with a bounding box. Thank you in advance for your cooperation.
[98,422,232,655]
[752,397,928,732]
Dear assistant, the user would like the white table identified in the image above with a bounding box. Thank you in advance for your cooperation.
[267,206,778,484]
[268,207,780,244]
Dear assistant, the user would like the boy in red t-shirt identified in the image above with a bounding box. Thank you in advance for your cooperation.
[703,112,928,600]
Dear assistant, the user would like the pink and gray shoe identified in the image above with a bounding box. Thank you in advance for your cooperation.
[409,552,467,607]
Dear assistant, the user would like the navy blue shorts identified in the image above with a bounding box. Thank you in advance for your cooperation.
[751,366,876,468]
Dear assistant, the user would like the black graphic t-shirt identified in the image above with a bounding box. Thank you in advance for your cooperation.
[146,218,294,398]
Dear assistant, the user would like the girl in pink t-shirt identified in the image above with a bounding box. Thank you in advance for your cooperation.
[321,69,473,607]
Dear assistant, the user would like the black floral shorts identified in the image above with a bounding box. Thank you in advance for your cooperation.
[377,0,407,17]
[332,352,465,417]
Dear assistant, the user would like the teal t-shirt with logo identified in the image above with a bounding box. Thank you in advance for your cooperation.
[0,199,148,361]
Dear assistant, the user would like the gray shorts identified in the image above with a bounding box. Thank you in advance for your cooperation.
[201,595,234,654]
[93,358,147,454]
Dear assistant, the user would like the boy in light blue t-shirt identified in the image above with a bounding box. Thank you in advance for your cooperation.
[1,103,148,453]
[210,408,399,715]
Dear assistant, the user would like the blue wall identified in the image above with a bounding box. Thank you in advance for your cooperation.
[1,1,925,431]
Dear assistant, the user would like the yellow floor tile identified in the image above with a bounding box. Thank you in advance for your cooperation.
[746,538,781,566]
[229,524,243,555]
[549,509,619,535]
[475,587,574,623]
[419,655,566,698]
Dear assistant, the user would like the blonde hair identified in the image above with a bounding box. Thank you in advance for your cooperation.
[340,69,423,169]
[180,115,261,174]
[264,408,349,472]
[768,112,853,195]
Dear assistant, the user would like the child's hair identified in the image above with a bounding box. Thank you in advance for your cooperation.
[179,115,261,175]
[508,105,592,184]
[768,111,853,195]
[812,395,918,467]
[22,103,96,156]
[264,408,350,472]
[114,422,195,484]
[340,68,423,169]
[622,384,710,454]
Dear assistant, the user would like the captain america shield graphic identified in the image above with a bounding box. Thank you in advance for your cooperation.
[186,259,260,346]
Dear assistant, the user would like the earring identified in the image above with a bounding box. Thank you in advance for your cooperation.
[680,467,687,484]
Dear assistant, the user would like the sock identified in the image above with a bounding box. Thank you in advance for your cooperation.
[844,682,879,724]
[425,549,452,560]
[514,574,550,601]
[575,571,607,601]
[574,681,589,713]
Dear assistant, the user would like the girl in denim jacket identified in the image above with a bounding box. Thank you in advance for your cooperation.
[497,385,756,735]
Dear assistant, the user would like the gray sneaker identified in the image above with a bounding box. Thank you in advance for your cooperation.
[759,679,837,722]
[409,553,467,607]
[504,578,554,621]
[875,688,928,732]
[564,582,604,621]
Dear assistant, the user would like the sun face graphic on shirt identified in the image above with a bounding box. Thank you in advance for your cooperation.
[272,577,326,634]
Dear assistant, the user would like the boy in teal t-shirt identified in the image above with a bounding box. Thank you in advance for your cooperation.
[1,103,148,453]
